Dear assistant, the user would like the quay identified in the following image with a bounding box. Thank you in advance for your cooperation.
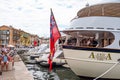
[0,55,34,80]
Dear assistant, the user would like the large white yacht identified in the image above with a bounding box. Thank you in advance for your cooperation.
[62,1,120,80]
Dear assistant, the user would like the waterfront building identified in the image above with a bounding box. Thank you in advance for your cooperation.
[19,30,31,47]
[0,25,39,47]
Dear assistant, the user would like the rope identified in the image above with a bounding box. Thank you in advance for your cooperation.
[93,62,119,80]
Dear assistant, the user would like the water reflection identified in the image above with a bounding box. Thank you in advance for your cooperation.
[19,52,84,80]
[26,64,80,80]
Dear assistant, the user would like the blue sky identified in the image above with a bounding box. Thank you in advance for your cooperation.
[0,0,119,37]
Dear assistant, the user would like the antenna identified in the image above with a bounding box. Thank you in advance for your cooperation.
[86,2,89,7]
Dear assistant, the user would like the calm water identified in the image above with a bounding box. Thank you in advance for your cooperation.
[19,51,87,80]
[26,64,81,80]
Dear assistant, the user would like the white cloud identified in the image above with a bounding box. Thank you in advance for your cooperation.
[0,0,86,37]
[0,0,119,37]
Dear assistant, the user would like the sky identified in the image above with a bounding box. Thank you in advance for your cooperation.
[0,0,119,37]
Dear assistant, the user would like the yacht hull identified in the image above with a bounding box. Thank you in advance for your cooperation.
[63,46,120,79]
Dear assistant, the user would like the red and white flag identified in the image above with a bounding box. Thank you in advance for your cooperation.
[48,8,61,71]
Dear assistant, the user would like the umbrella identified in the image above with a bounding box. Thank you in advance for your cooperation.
[7,45,15,47]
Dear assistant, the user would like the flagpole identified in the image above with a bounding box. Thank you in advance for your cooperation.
[49,8,53,72]
[49,8,61,72]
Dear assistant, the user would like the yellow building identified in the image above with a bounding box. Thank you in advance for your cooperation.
[19,30,31,47]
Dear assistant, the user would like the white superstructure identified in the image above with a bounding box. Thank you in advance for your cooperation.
[62,1,120,80]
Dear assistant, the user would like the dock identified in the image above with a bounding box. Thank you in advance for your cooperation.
[0,58,34,80]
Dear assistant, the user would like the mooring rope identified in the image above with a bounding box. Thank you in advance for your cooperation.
[93,61,120,80]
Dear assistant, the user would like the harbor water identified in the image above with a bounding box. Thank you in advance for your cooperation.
[18,51,87,80]
[26,64,80,80]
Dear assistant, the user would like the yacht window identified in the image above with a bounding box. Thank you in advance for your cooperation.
[86,27,94,29]
[96,27,104,29]
[119,40,120,46]
[76,27,83,29]
[59,37,66,44]
[69,28,74,29]
[88,38,98,47]
[67,37,77,46]
[64,31,114,48]
[117,28,120,30]
[107,28,114,30]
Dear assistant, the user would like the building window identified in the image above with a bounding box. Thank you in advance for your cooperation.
[6,30,10,34]
[2,39,9,45]
[1,35,7,39]
[3,31,7,34]
[0,35,9,40]
[0,30,9,35]
[0,30,2,34]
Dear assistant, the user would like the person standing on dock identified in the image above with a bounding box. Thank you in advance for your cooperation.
[0,47,2,75]
[1,48,10,71]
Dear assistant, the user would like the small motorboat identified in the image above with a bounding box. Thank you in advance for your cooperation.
[39,60,66,67]
[25,60,38,64]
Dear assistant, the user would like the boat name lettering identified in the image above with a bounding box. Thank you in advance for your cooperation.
[89,52,112,60]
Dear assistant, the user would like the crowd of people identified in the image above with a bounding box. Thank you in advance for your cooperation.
[0,46,17,71]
